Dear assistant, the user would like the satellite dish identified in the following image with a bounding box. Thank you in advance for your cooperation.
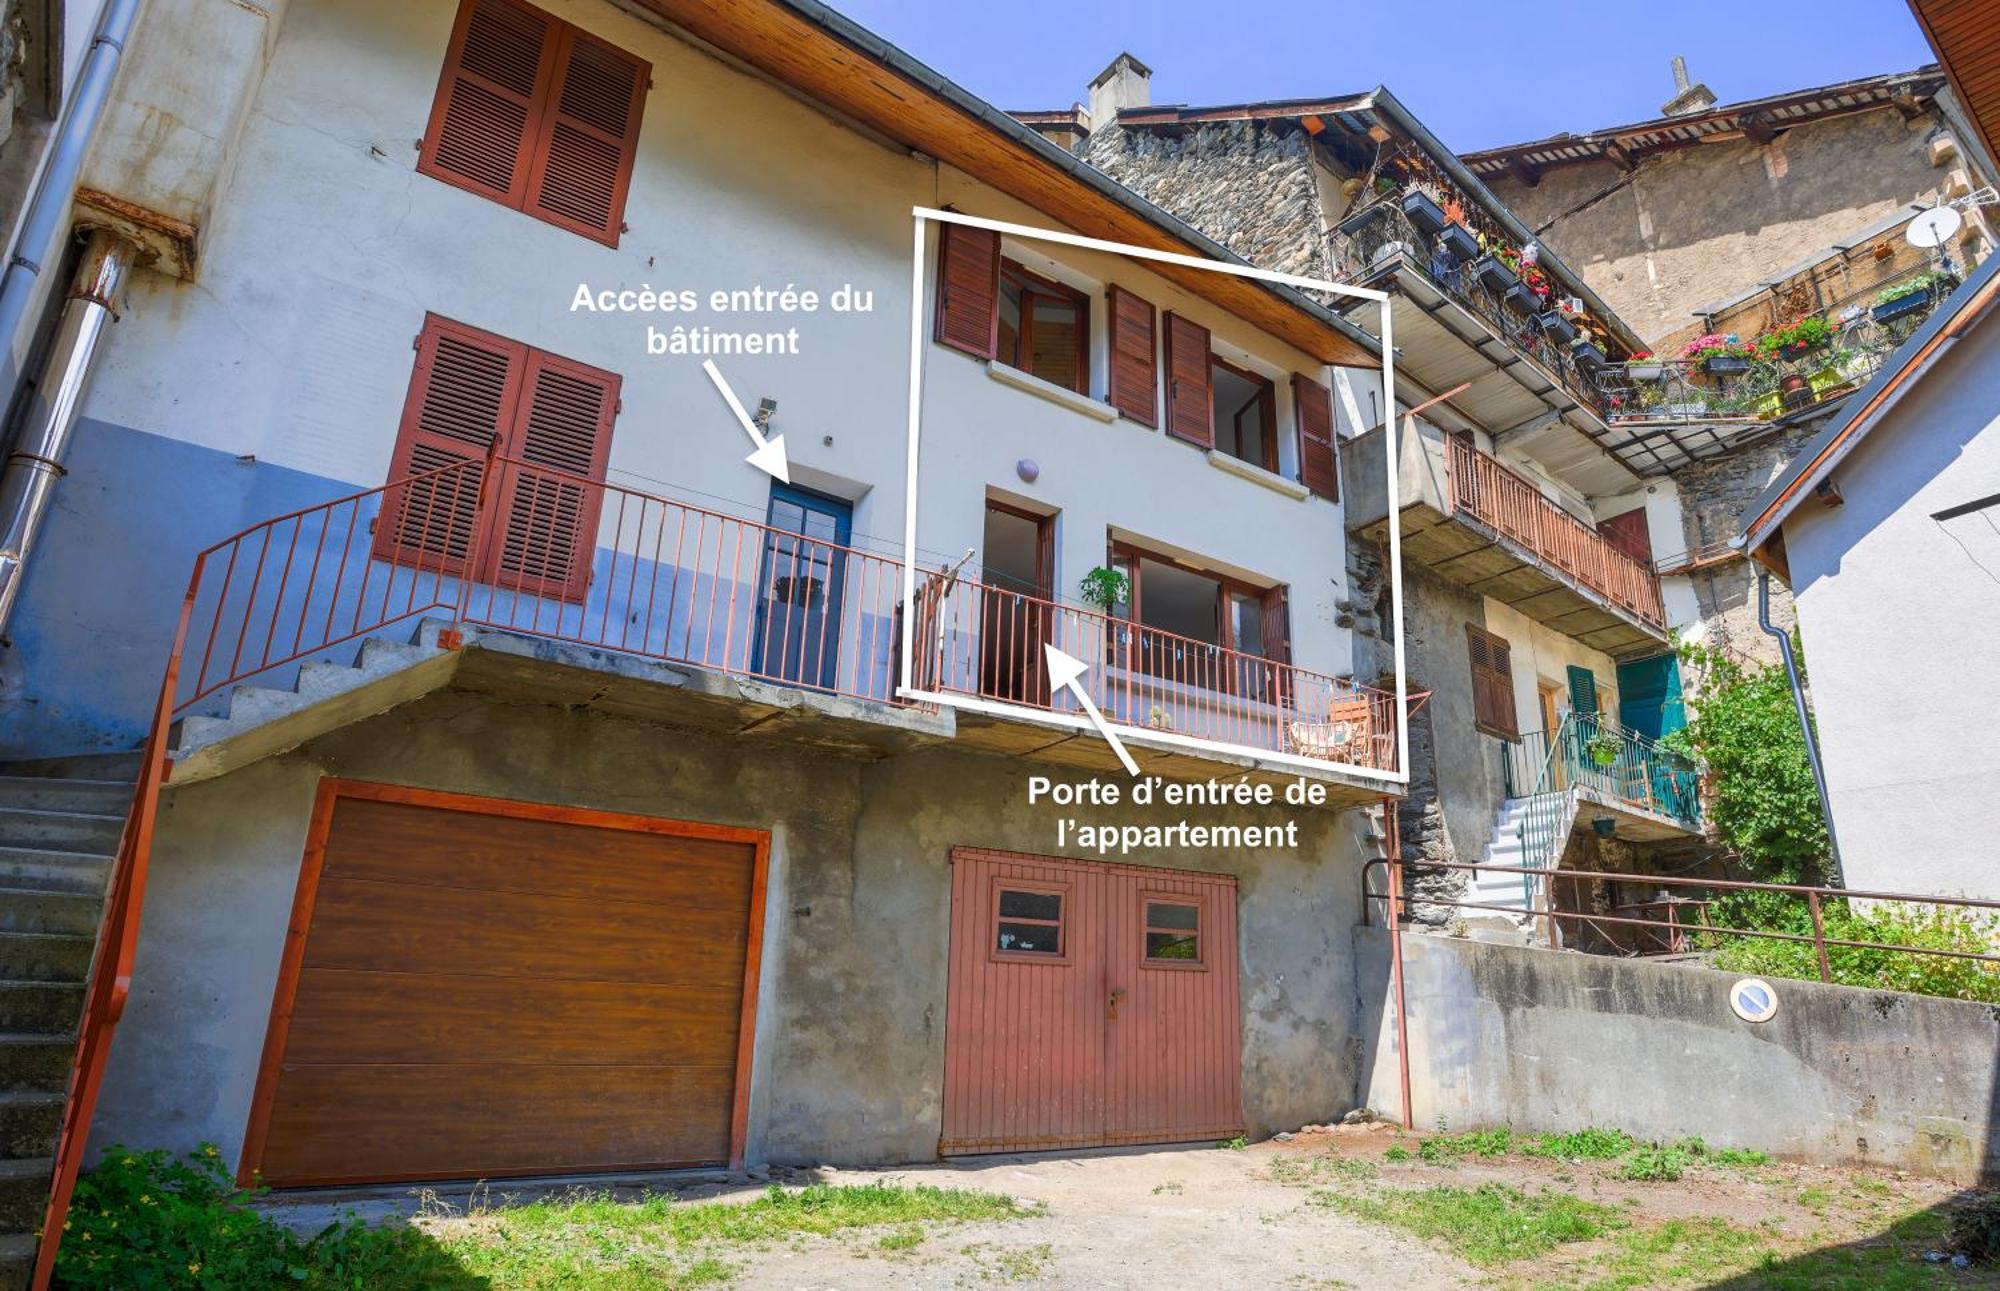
[1907,205,1963,249]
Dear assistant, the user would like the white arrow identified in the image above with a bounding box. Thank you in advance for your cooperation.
[1043,643,1140,777]
[702,358,790,483]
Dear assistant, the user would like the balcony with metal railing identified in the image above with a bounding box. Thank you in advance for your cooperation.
[1342,416,1667,658]
[1593,258,1963,474]
[153,451,1404,802]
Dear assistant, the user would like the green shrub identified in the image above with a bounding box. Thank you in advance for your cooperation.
[54,1145,451,1290]
[1621,1146,1694,1182]
[1708,900,2000,1003]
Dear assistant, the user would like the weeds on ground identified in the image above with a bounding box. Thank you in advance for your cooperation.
[1620,1145,1695,1182]
[1217,1136,1249,1150]
[1522,1127,1636,1161]
[1383,1145,1414,1163]
[1318,1183,1620,1266]
[1270,1153,1378,1187]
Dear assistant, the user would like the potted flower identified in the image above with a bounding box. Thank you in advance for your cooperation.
[1401,188,1449,236]
[1755,316,1834,362]
[1436,221,1479,262]
[1679,333,1754,376]
[1625,350,1664,381]
[1586,729,1623,768]
[1872,269,1956,324]
[1078,566,1129,613]
[1503,281,1540,315]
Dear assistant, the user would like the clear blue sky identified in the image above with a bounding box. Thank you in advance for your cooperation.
[829,0,1938,153]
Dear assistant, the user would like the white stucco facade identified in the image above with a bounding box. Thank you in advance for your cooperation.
[1779,307,2000,900]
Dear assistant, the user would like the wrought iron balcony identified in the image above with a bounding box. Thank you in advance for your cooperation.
[1329,196,1623,422]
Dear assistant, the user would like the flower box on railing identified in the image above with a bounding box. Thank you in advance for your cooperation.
[1539,312,1577,343]
[1401,190,1449,236]
[1701,353,1751,376]
[1437,223,1479,262]
[1870,291,1933,325]
[1570,341,1609,373]
[1626,360,1664,381]
[1471,254,1517,294]
[1336,201,1393,238]
[1502,282,1540,315]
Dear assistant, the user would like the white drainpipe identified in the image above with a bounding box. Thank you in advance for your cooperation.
[0,230,133,633]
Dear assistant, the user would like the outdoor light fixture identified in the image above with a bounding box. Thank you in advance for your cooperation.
[754,397,777,430]
[1016,458,1040,483]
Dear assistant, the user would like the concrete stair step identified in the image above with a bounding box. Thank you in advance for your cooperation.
[0,1036,73,1092]
[0,780,130,816]
[0,849,111,898]
[0,810,121,857]
[0,890,101,937]
[0,1158,52,1231]
[0,753,140,782]
[0,935,93,985]
[0,1094,63,1162]
[0,986,83,1035]
[0,1232,31,1291]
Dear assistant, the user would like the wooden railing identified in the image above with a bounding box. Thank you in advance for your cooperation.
[1445,436,1665,628]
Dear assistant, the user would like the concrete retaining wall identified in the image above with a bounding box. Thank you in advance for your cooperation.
[1355,927,2000,1181]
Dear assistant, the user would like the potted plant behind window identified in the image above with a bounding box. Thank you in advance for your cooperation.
[1078,566,1129,614]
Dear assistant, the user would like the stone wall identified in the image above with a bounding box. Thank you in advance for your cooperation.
[1356,926,2000,1180]
[1484,103,1976,347]
[1082,119,1332,287]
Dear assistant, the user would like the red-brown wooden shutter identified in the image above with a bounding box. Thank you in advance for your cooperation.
[1163,313,1213,447]
[523,26,649,245]
[489,351,619,599]
[1597,508,1652,563]
[1107,285,1158,426]
[1292,373,1339,501]
[1466,625,1518,739]
[374,316,527,575]
[418,0,560,210]
[935,223,1000,358]
[1259,587,1291,666]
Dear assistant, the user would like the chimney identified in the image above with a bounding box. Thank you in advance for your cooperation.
[1088,52,1152,129]
[1660,56,1717,117]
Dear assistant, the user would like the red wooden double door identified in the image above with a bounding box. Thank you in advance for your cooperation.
[941,849,1244,1155]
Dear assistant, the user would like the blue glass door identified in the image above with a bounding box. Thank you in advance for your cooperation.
[753,484,851,691]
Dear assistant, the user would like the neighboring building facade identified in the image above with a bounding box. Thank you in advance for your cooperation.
[1466,63,1997,665]
[1029,62,1710,939]
[1741,252,2000,901]
[0,0,1409,1264]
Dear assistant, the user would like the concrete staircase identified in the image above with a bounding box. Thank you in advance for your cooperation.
[0,753,134,1288]
[1460,794,1573,942]
[168,618,455,783]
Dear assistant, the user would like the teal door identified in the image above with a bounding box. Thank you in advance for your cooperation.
[1617,654,1685,741]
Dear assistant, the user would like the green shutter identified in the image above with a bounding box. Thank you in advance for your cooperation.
[1566,665,1599,717]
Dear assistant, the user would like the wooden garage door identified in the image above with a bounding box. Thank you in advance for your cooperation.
[241,781,768,1187]
[940,848,1242,1155]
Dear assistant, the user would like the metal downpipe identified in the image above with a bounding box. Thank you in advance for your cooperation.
[0,0,143,391]
[1758,569,1843,884]
[0,231,133,634]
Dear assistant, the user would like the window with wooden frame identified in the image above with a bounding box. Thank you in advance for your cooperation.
[992,883,1066,959]
[1108,539,1290,699]
[374,313,619,601]
[997,259,1089,394]
[1210,355,1276,472]
[1142,896,1203,967]
[419,0,650,247]
[1466,625,1519,739]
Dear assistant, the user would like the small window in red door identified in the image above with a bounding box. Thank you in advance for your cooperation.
[1142,895,1204,968]
[991,880,1069,963]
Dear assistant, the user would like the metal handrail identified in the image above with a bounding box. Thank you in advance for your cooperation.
[1362,856,2000,977]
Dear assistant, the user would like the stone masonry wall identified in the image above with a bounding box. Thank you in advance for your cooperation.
[1083,119,1333,288]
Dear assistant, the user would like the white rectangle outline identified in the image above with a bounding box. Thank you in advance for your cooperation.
[897,205,1406,786]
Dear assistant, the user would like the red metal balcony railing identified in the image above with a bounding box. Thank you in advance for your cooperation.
[1445,436,1666,629]
[910,572,1401,770]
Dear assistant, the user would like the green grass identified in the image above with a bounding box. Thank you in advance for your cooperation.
[1383,1144,1414,1163]
[1521,1127,1637,1161]
[1620,1146,1695,1182]
[1317,1183,1622,1267]
[1270,1153,1379,1187]
[1554,1217,1775,1290]
[433,1185,1034,1288]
